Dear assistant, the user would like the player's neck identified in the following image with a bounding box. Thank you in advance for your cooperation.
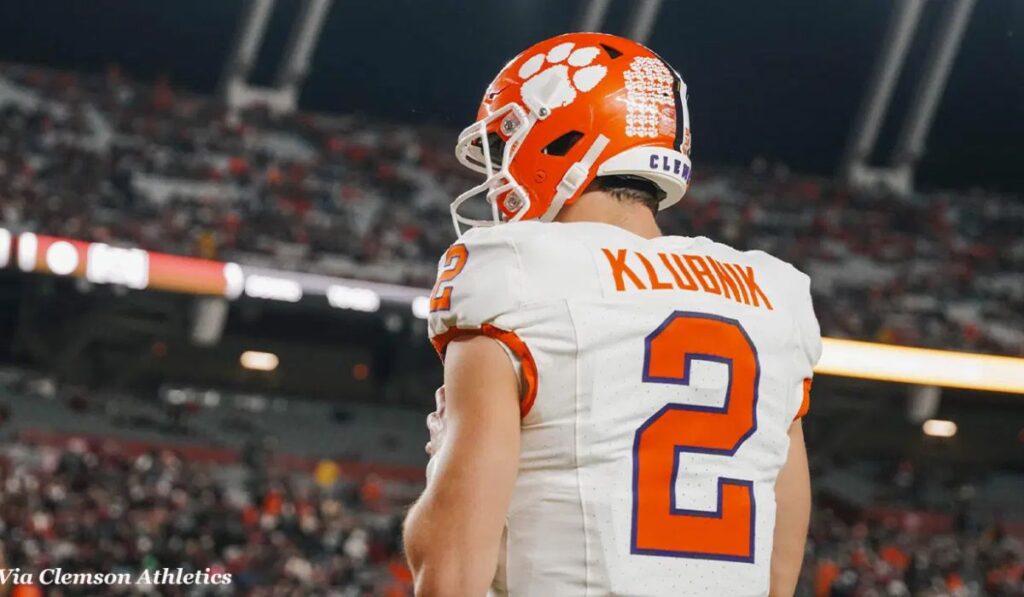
[555,191,663,239]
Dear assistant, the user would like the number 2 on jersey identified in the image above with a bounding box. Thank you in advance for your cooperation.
[632,312,759,562]
[430,244,468,312]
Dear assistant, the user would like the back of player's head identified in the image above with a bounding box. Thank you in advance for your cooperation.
[451,32,692,235]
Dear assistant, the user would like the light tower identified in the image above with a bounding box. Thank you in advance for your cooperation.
[219,0,333,115]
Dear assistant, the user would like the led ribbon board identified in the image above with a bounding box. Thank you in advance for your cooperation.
[5,229,1023,393]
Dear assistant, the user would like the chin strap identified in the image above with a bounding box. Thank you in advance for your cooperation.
[540,134,610,222]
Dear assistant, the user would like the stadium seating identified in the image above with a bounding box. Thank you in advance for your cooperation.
[1,64,1021,356]
[0,364,1020,595]
[0,439,415,595]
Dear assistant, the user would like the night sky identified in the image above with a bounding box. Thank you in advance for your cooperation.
[0,0,1021,193]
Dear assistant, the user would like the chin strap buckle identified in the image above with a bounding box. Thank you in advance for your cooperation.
[542,134,612,222]
[557,162,589,198]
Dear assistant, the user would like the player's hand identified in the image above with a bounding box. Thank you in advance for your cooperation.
[425,385,447,457]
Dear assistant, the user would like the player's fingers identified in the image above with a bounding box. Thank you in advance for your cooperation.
[426,411,443,435]
[434,386,446,416]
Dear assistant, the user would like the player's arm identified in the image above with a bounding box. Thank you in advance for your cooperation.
[770,268,821,595]
[403,334,521,597]
[769,419,811,597]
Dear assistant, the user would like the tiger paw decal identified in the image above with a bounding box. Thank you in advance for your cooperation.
[517,42,608,112]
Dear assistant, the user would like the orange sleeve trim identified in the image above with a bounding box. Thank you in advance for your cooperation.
[430,324,539,418]
[795,377,812,420]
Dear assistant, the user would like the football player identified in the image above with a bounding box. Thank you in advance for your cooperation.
[404,32,821,597]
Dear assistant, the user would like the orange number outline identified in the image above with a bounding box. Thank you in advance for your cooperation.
[429,244,468,312]
[631,311,759,563]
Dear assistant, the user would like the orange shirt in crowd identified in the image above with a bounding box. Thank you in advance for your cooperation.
[881,544,910,571]
[815,559,841,597]
[11,585,43,597]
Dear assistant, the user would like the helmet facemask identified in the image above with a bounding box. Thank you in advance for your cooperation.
[451,103,535,236]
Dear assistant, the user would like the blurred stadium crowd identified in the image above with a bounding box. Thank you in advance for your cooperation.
[1,63,1023,597]
[0,64,1022,356]
[0,367,1020,596]
[0,438,1020,596]
[806,507,1023,596]
[0,439,414,596]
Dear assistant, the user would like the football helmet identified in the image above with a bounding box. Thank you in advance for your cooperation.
[451,32,692,235]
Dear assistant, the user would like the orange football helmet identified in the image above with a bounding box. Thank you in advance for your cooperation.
[451,32,692,235]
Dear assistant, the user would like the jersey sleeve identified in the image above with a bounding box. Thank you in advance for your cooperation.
[791,270,822,420]
[427,228,538,416]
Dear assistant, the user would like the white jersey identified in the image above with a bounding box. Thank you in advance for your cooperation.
[428,221,822,597]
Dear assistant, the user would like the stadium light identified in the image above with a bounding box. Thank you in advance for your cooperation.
[240,350,279,371]
[243,274,303,302]
[816,338,1024,394]
[17,232,37,272]
[84,242,149,289]
[0,228,10,268]
[411,296,431,320]
[224,262,245,299]
[327,285,380,312]
[922,419,957,438]
[46,240,80,276]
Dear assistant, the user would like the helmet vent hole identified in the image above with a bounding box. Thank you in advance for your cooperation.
[542,131,585,157]
[599,43,623,59]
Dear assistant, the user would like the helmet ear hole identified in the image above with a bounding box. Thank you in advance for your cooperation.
[542,131,585,157]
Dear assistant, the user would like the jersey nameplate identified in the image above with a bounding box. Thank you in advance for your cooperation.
[600,248,773,311]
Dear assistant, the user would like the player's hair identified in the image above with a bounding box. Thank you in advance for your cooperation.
[585,175,665,215]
